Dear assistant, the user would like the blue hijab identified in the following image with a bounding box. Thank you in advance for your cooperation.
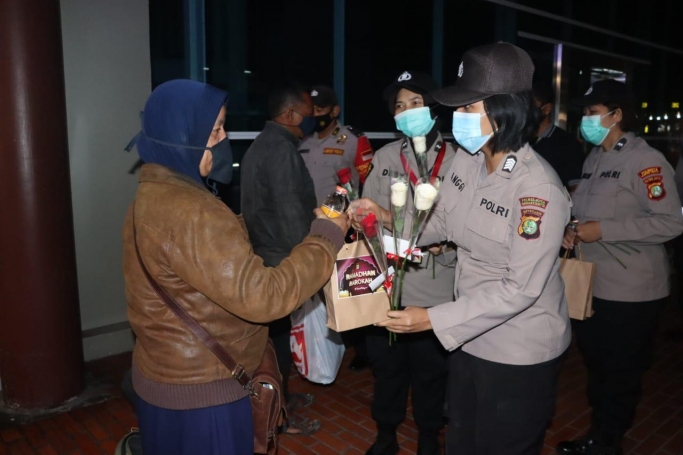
[136,79,228,184]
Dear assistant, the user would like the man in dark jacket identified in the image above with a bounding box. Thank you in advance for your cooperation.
[532,83,585,193]
[240,80,319,434]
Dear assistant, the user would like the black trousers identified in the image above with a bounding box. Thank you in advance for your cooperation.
[575,297,665,434]
[675,237,683,315]
[446,350,564,455]
[366,327,448,436]
[270,315,293,402]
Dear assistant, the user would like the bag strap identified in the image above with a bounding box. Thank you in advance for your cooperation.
[131,203,255,394]
[563,244,584,261]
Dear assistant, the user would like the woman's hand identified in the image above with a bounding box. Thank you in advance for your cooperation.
[348,198,392,231]
[562,226,578,249]
[375,307,432,333]
[576,221,602,244]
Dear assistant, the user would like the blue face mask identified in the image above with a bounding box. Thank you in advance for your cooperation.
[580,110,616,145]
[296,112,317,137]
[452,111,493,155]
[394,106,436,138]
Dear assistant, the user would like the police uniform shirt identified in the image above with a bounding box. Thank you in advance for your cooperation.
[571,132,683,302]
[362,134,456,308]
[299,123,368,206]
[422,145,572,365]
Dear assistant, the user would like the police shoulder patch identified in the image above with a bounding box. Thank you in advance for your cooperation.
[518,208,544,240]
[638,166,662,179]
[642,175,666,200]
[519,197,549,209]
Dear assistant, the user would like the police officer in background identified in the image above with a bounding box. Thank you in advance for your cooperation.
[353,43,571,454]
[299,85,375,371]
[361,70,456,455]
[557,79,683,455]
[299,85,375,205]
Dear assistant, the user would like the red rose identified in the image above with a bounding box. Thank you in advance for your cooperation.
[337,167,352,184]
[361,212,377,238]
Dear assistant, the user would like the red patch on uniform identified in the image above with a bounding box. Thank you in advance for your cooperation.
[642,175,666,200]
[355,136,375,184]
[638,166,662,179]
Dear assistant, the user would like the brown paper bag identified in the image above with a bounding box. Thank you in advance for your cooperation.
[323,240,390,332]
[559,245,596,320]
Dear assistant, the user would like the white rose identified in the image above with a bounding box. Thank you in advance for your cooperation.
[390,181,408,207]
[413,136,427,154]
[414,183,438,211]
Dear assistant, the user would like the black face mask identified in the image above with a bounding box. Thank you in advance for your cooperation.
[206,137,233,194]
[313,112,335,133]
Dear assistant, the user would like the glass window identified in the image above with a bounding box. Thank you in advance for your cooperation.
[205,0,334,132]
[344,0,434,133]
[149,0,186,87]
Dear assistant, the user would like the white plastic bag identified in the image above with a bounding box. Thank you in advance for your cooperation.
[290,293,345,384]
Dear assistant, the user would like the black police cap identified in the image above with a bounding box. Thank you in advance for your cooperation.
[432,42,534,107]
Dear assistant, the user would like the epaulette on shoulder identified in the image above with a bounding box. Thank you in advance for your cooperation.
[345,125,365,137]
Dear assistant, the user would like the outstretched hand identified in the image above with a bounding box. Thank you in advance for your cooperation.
[348,198,392,231]
[375,307,432,333]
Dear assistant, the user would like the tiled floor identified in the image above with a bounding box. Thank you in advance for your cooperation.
[1,303,683,455]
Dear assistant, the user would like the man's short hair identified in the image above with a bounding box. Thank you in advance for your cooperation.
[267,81,309,119]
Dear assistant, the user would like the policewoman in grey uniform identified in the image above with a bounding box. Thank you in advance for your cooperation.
[361,71,456,455]
[556,80,683,455]
[355,43,572,454]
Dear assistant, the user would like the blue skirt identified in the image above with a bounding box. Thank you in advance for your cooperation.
[135,395,254,455]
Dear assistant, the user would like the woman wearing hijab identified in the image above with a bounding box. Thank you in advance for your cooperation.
[123,79,349,454]
[352,43,571,454]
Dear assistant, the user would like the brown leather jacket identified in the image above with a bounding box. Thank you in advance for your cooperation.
[123,165,343,408]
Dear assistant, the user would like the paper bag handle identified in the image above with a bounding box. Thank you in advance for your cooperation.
[563,243,584,261]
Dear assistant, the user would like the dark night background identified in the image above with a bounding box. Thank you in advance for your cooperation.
[148,0,683,211]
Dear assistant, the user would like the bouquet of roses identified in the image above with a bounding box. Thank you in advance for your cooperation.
[361,210,405,344]
[385,173,440,314]
[407,175,441,251]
